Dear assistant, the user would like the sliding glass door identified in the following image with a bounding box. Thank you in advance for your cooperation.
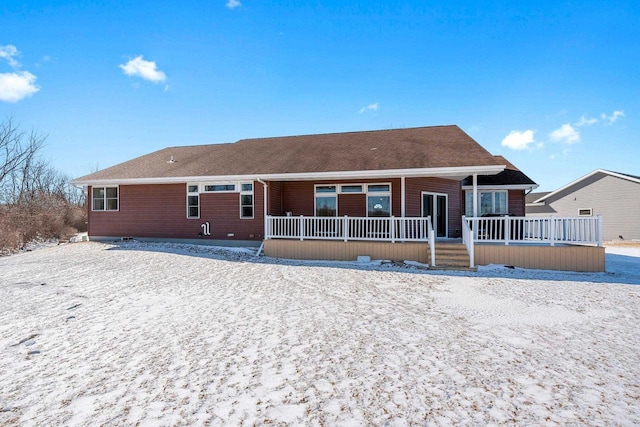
[422,192,448,238]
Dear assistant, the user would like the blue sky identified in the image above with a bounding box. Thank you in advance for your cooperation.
[1,0,638,191]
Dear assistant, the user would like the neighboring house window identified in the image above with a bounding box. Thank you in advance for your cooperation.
[240,182,254,219]
[187,184,199,219]
[579,208,593,216]
[367,184,391,217]
[315,185,337,216]
[92,186,118,211]
[465,190,508,216]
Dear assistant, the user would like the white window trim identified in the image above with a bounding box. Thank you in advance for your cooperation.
[366,183,391,193]
[91,185,119,212]
[202,182,237,193]
[239,183,254,219]
[421,191,448,236]
[339,184,364,194]
[578,208,593,216]
[465,189,508,216]
[314,185,338,217]
[187,183,200,219]
[366,183,392,217]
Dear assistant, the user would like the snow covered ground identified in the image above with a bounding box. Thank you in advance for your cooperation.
[1,241,639,426]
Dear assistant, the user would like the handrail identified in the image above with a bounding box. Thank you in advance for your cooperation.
[427,216,436,267]
[461,215,474,267]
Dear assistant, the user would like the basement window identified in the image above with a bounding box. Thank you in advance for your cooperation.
[579,208,593,216]
[92,186,118,211]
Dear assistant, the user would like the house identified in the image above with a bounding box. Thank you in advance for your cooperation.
[526,169,640,242]
[72,125,604,271]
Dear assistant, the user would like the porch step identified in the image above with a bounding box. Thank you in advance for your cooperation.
[429,265,477,272]
[431,242,473,270]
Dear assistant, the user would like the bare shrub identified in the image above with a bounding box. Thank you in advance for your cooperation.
[0,118,87,253]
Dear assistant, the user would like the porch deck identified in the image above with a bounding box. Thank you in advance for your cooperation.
[264,215,605,271]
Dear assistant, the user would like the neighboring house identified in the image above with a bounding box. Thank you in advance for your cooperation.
[526,169,640,242]
[72,125,605,271]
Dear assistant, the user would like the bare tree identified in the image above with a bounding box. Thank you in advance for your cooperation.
[0,118,86,252]
[0,118,45,190]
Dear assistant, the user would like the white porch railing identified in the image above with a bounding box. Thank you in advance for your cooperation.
[265,215,436,265]
[464,215,602,246]
[462,215,603,268]
[461,216,474,268]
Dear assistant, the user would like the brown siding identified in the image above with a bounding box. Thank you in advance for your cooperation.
[88,183,264,241]
[282,181,315,216]
[268,181,283,215]
[508,190,525,216]
[338,194,367,216]
[405,177,462,237]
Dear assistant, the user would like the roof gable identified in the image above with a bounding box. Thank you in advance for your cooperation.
[535,169,640,203]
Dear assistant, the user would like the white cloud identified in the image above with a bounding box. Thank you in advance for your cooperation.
[501,130,535,150]
[574,115,598,127]
[359,102,379,114]
[226,0,241,9]
[601,110,625,124]
[0,45,20,68]
[119,56,167,83]
[0,71,40,102]
[549,123,580,144]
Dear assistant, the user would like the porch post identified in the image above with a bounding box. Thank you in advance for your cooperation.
[401,176,406,217]
[401,176,406,240]
[258,179,269,239]
[472,173,478,217]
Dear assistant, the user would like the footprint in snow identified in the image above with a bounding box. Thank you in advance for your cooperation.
[12,334,39,347]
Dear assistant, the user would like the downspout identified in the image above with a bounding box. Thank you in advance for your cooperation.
[256,178,268,256]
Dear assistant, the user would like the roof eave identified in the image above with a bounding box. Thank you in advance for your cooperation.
[462,184,539,191]
[71,165,506,186]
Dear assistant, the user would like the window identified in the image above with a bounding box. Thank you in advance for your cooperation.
[92,186,118,211]
[315,185,337,216]
[367,183,391,217]
[316,185,337,193]
[187,184,199,219]
[204,184,235,192]
[579,208,593,216]
[367,184,390,192]
[340,184,363,193]
[465,190,508,216]
[240,182,253,219]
